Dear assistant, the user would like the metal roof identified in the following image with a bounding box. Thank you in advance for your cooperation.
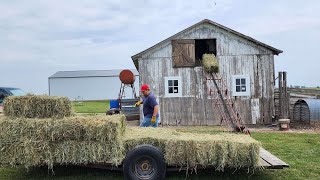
[0,87,19,90]
[49,69,139,79]
[294,99,320,121]
[132,19,283,63]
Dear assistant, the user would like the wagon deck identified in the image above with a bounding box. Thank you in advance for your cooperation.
[258,148,289,169]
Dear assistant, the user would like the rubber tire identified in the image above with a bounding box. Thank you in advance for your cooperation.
[123,144,166,180]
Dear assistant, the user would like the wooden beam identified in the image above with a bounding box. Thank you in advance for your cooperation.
[259,148,289,168]
[278,72,283,119]
[283,71,289,119]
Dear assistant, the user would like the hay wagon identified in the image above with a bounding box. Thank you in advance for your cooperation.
[0,95,288,180]
[85,131,289,180]
[85,145,289,180]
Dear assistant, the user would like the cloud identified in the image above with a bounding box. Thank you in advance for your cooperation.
[235,1,320,36]
[0,0,319,93]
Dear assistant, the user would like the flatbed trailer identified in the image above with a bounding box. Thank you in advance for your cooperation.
[84,146,288,180]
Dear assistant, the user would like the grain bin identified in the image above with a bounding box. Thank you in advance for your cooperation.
[293,99,320,124]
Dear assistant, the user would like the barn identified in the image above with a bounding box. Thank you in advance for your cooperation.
[132,19,283,125]
[49,69,139,101]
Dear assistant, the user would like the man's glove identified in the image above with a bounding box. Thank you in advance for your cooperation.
[151,116,156,124]
[134,100,142,107]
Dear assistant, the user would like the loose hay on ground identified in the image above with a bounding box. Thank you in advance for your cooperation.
[0,115,126,169]
[124,127,261,170]
[202,53,219,74]
[3,95,73,119]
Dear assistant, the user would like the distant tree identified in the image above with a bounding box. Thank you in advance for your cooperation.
[317,86,320,89]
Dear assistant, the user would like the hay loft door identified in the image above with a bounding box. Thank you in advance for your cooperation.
[172,39,195,67]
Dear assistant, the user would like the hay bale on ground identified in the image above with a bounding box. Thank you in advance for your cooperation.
[0,115,126,169]
[124,127,261,170]
[202,53,219,74]
[3,95,73,119]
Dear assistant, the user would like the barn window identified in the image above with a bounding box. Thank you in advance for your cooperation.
[232,75,250,96]
[195,39,217,66]
[165,77,182,97]
[172,39,216,67]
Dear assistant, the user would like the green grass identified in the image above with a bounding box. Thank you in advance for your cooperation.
[1,127,319,180]
[72,100,109,113]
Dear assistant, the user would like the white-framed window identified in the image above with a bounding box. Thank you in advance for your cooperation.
[232,75,250,96]
[165,77,182,97]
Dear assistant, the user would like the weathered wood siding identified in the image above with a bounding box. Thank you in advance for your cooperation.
[138,23,275,125]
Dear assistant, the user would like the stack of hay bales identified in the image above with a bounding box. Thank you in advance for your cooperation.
[0,95,262,171]
[0,95,126,169]
[3,95,72,118]
[124,127,261,170]
[202,53,219,74]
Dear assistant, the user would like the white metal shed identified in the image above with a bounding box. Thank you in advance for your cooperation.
[49,70,139,101]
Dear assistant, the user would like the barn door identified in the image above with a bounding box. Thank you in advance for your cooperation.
[172,39,195,67]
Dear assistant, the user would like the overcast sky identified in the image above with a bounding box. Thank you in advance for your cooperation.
[0,0,319,94]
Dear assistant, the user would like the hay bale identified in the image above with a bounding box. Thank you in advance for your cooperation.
[124,127,261,170]
[50,116,126,142]
[0,118,52,143]
[53,140,124,166]
[202,53,219,73]
[0,115,126,169]
[3,95,73,119]
[0,140,51,168]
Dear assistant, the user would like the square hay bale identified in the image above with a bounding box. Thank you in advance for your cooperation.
[124,127,261,170]
[0,115,126,169]
[50,115,126,142]
[0,118,52,143]
[53,141,124,166]
[202,53,219,74]
[3,95,73,119]
[0,140,51,168]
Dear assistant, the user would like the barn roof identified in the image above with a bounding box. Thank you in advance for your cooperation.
[131,19,283,65]
[49,69,139,79]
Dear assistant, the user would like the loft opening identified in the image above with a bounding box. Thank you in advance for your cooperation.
[195,39,217,66]
[172,39,217,68]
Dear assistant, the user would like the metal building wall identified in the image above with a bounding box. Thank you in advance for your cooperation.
[49,76,139,101]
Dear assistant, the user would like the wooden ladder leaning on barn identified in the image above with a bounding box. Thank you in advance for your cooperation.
[207,73,250,135]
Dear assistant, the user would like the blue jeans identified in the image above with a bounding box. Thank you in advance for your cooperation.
[140,116,159,127]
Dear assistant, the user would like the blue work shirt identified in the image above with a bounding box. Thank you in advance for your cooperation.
[142,92,159,118]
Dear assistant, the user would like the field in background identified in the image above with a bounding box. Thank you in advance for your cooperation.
[72,100,109,113]
[0,127,319,180]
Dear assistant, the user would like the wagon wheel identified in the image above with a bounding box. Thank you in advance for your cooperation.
[123,144,166,180]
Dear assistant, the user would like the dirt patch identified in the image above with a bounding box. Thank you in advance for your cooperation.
[248,121,320,133]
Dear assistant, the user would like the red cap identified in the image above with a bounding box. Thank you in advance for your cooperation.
[140,84,150,92]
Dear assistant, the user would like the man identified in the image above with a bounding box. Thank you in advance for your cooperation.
[135,84,159,127]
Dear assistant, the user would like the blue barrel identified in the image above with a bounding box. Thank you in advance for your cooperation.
[110,100,119,109]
